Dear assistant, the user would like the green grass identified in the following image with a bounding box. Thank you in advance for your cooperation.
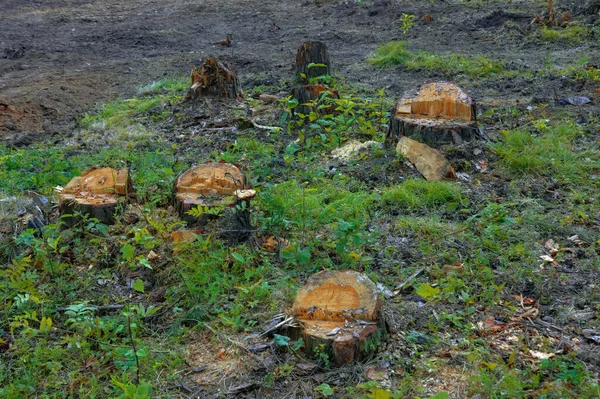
[492,123,600,182]
[2,75,600,398]
[368,41,507,78]
[381,179,462,210]
[539,25,590,44]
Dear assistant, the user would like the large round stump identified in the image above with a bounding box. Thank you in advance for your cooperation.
[174,162,255,236]
[59,167,132,226]
[290,270,384,365]
[295,41,331,84]
[186,58,242,100]
[387,82,480,148]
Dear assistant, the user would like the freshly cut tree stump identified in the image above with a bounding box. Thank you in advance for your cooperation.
[174,162,256,234]
[186,58,242,100]
[387,82,480,148]
[59,167,132,225]
[290,84,339,116]
[290,270,384,365]
[295,41,331,84]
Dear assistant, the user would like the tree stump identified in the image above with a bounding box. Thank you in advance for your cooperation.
[386,82,480,148]
[290,270,384,365]
[186,58,242,100]
[290,84,339,116]
[173,162,256,237]
[295,41,331,84]
[59,167,132,226]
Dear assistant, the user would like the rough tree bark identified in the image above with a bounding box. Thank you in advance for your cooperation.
[295,41,331,84]
[289,270,384,365]
[185,58,242,100]
[59,167,132,225]
[386,82,481,148]
[173,162,255,237]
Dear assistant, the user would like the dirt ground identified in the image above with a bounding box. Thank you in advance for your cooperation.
[2,0,598,146]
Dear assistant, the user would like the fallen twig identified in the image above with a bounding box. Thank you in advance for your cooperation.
[391,268,424,298]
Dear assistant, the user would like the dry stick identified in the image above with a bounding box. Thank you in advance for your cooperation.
[391,268,425,298]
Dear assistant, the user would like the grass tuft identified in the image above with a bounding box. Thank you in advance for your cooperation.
[381,179,462,210]
[368,41,507,78]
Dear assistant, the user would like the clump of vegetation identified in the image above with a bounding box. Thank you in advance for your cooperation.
[492,123,600,182]
[381,179,462,210]
[368,41,507,78]
[538,25,589,44]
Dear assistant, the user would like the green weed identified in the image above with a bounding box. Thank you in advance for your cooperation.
[368,41,507,78]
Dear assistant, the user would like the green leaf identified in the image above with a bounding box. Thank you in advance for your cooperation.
[366,388,393,399]
[292,337,304,351]
[231,252,245,263]
[273,334,290,347]
[95,223,109,236]
[121,243,135,262]
[315,383,334,397]
[429,392,449,399]
[415,283,440,300]
[132,279,145,293]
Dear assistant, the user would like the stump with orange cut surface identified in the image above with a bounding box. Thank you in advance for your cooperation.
[174,162,255,237]
[387,82,481,148]
[185,58,242,100]
[59,167,133,225]
[290,270,385,365]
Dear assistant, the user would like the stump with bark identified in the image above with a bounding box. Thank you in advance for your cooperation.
[295,41,331,84]
[59,167,132,225]
[186,58,242,100]
[289,270,384,365]
[173,162,255,237]
[290,84,339,116]
[386,82,480,148]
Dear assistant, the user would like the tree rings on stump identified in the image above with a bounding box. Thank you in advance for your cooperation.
[295,41,331,84]
[59,167,132,226]
[186,58,242,100]
[174,162,256,238]
[387,82,480,148]
[290,84,339,116]
[290,270,384,365]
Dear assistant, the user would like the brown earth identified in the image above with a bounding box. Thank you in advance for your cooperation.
[1,0,598,146]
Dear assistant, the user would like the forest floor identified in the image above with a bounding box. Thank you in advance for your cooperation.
[1,0,600,398]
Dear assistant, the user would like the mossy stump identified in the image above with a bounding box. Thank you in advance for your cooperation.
[386,82,480,148]
[289,270,384,366]
[59,167,133,226]
[295,41,331,84]
[173,162,255,238]
[186,58,242,100]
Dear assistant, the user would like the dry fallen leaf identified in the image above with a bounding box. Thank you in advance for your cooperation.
[365,367,389,381]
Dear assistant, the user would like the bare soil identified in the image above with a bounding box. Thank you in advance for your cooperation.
[2,0,599,146]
